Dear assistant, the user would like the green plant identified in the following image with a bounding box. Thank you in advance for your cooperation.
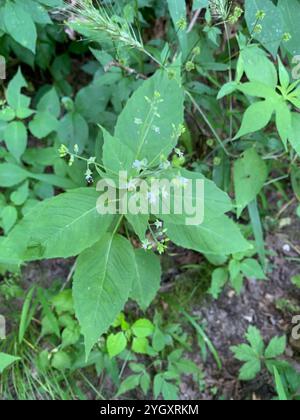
[231,326,287,381]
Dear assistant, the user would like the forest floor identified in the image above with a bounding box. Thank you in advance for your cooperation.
[1,205,300,400]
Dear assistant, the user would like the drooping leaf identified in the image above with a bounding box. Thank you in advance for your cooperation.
[7,188,114,260]
[73,233,135,357]
[166,216,250,255]
[130,250,161,310]
[234,148,268,217]
[115,68,184,166]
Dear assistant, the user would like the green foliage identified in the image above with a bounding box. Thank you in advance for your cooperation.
[1,0,300,401]
[231,326,287,381]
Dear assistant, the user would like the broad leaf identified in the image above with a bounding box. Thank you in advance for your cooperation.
[0,353,20,373]
[245,0,284,57]
[166,216,250,255]
[73,233,135,357]
[3,1,37,53]
[131,249,162,310]
[234,148,268,217]
[115,68,184,166]
[4,121,27,162]
[7,188,114,260]
[234,100,274,139]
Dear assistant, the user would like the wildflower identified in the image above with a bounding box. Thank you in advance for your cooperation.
[58,144,69,158]
[141,239,152,251]
[74,144,79,154]
[132,159,148,171]
[134,117,143,125]
[283,32,292,42]
[206,139,214,148]
[175,148,184,158]
[256,10,266,20]
[152,125,161,134]
[154,220,163,230]
[87,156,96,165]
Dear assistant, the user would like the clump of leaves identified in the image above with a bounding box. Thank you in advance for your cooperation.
[231,326,286,381]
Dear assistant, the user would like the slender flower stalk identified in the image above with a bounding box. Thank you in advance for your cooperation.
[64,0,161,65]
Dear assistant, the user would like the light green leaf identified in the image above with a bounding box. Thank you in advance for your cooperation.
[102,127,135,176]
[37,87,60,118]
[132,337,149,354]
[166,215,250,255]
[246,326,265,355]
[167,0,187,55]
[4,121,28,162]
[29,111,58,139]
[132,319,154,338]
[240,46,278,88]
[6,68,30,111]
[275,100,292,147]
[1,205,18,234]
[209,268,228,299]
[234,148,268,217]
[265,336,286,359]
[8,188,114,260]
[278,0,300,56]
[131,249,161,310]
[241,258,266,280]
[234,100,275,139]
[3,1,37,53]
[245,0,284,57]
[239,359,261,381]
[57,112,88,153]
[73,233,135,357]
[290,113,300,155]
[126,213,149,242]
[115,68,184,166]
[0,353,20,373]
[116,374,141,397]
[107,332,127,358]
[0,163,29,187]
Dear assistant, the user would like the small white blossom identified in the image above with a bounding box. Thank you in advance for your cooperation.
[74,144,79,154]
[87,156,96,165]
[175,148,184,158]
[134,117,143,125]
[132,159,148,171]
[141,239,152,250]
[154,220,163,230]
[152,125,161,134]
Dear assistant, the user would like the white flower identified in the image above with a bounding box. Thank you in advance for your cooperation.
[152,125,161,134]
[141,239,151,250]
[87,156,96,165]
[74,144,79,154]
[154,220,163,230]
[134,117,143,125]
[175,148,184,158]
[85,168,93,183]
[132,159,148,171]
